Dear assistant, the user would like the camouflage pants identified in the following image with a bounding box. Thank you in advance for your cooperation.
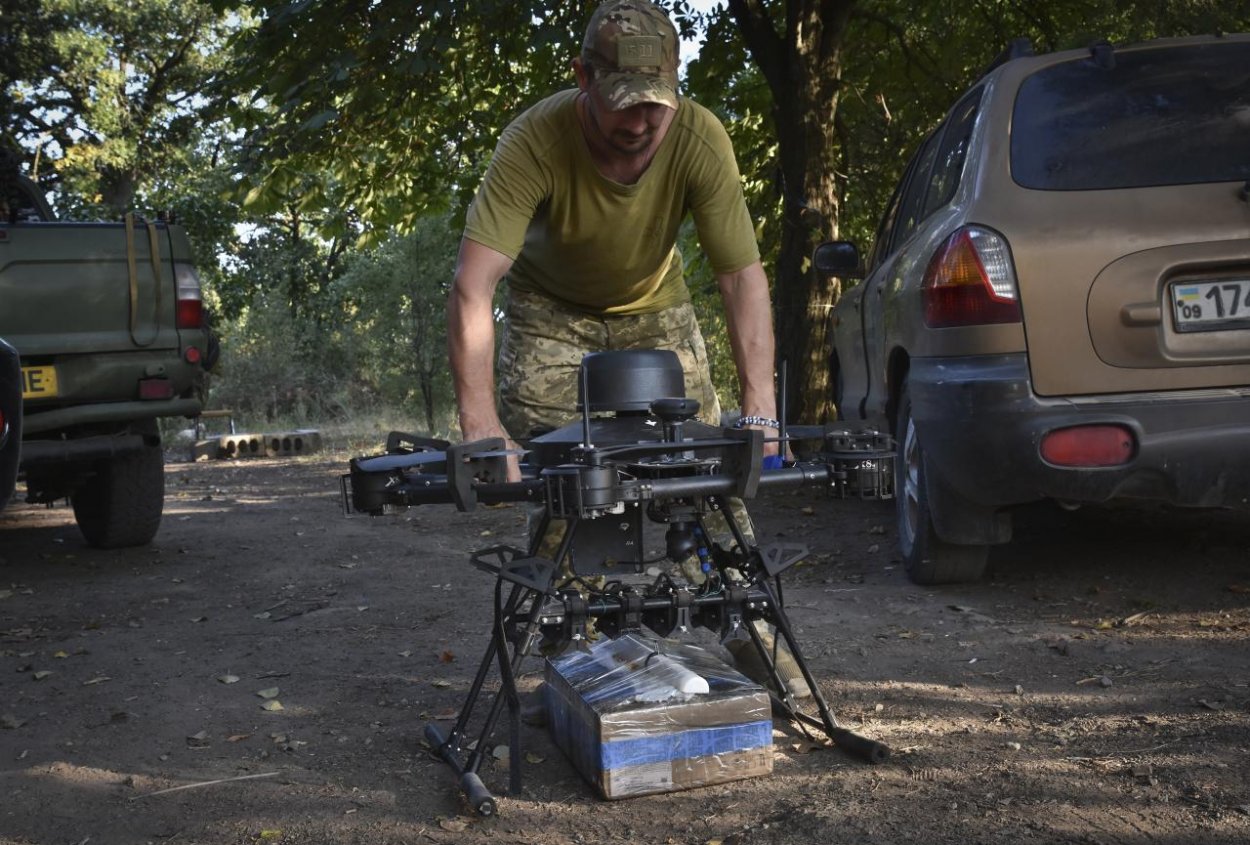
[497,289,721,438]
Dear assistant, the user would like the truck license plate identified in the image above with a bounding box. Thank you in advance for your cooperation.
[1172,278,1250,332]
[21,366,59,399]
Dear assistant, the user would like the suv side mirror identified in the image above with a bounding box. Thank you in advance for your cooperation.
[812,241,862,278]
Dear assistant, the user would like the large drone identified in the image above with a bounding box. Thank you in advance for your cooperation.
[343,350,895,814]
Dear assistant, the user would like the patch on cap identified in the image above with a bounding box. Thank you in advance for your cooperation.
[582,0,680,111]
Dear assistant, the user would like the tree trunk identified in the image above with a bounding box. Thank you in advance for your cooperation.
[727,0,855,423]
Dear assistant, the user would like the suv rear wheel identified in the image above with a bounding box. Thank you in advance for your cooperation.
[72,441,164,549]
[896,382,989,584]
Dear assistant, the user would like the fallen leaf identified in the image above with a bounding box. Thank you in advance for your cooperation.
[253,612,271,620]
[525,752,545,764]
[258,831,283,841]
[439,650,456,664]
[356,606,369,612]
[32,670,52,681]
[261,700,285,712]
[1,713,26,729]
[218,674,241,685]
[397,650,412,658]
[53,651,69,659]
[227,734,251,743]
[256,687,280,699]
[82,676,111,686]
[438,818,468,832]
[1227,584,1250,594]
[186,730,211,748]
[190,616,208,623]
[431,679,452,689]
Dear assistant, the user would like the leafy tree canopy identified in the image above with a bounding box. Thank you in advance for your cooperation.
[3,0,237,217]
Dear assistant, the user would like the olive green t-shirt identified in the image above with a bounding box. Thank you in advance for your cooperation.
[463,89,760,316]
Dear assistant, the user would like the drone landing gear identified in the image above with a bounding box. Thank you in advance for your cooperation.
[423,500,889,815]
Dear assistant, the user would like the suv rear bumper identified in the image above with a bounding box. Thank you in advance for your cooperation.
[909,354,1250,511]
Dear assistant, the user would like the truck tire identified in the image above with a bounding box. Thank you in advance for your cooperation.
[895,382,988,585]
[72,443,165,549]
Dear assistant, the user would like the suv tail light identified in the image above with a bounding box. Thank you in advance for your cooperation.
[1040,424,1136,467]
[175,263,204,329]
[923,226,1022,327]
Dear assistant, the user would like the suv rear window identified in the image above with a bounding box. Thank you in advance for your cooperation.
[1011,41,1250,190]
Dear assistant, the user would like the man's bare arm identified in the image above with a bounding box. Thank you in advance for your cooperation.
[448,237,516,447]
[717,261,781,455]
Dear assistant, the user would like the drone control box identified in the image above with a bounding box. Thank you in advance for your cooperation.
[544,633,773,799]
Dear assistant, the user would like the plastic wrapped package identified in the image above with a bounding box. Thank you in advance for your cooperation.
[544,633,773,799]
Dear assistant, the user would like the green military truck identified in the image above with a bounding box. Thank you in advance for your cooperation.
[1,174,213,548]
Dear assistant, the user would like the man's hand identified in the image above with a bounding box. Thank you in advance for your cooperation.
[460,420,524,483]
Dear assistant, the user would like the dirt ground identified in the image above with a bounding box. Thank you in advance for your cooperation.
[2,443,1249,845]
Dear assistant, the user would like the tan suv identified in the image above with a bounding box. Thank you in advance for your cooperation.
[820,34,1250,585]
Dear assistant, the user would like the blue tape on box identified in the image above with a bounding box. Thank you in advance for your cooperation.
[599,720,773,769]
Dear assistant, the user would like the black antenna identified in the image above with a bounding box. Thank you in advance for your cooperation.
[779,360,788,455]
[580,362,593,450]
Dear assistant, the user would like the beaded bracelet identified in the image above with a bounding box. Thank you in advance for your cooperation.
[734,415,781,430]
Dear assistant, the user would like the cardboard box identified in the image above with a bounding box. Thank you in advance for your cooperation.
[545,633,773,799]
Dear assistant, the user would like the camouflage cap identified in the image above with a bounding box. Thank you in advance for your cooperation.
[581,0,680,111]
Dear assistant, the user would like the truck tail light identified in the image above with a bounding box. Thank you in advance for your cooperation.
[1040,424,1135,467]
[923,226,1022,328]
[175,263,204,329]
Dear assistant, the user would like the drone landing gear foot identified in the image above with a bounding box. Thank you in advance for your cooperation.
[740,602,890,765]
[425,723,499,816]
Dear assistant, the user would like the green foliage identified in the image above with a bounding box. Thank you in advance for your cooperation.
[208,285,364,426]
[3,0,238,218]
[208,213,461,434]
[333,215,460,432]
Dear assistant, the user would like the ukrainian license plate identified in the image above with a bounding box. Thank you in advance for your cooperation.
[1172,278,1250,332]
[21,366,59,399]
